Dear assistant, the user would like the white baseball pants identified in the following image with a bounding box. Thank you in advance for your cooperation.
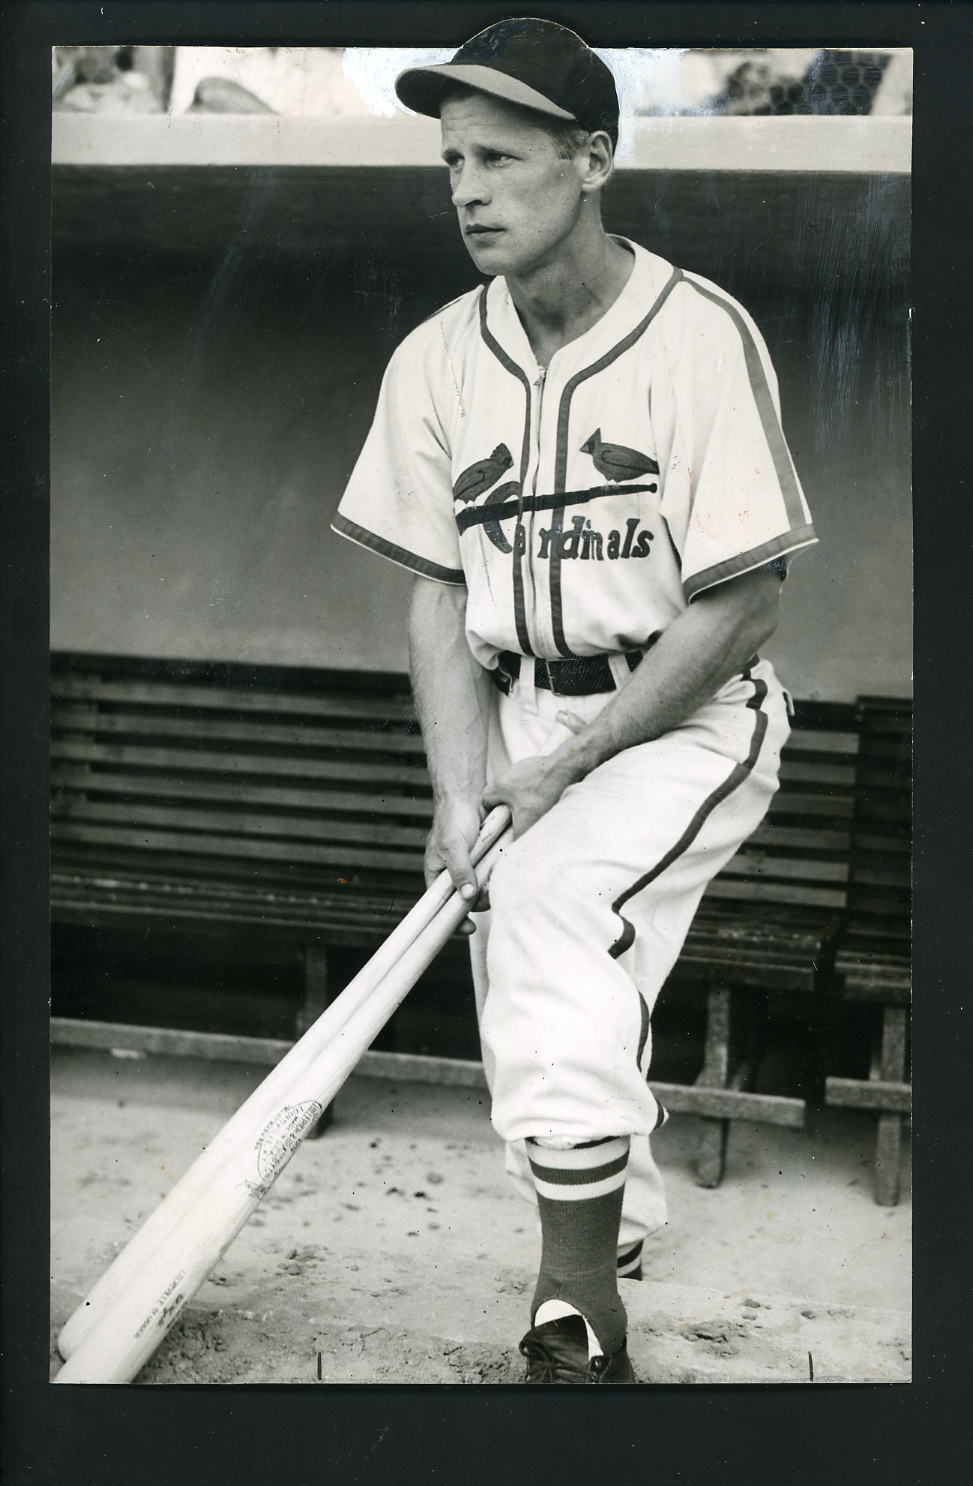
[468,657,790,1244]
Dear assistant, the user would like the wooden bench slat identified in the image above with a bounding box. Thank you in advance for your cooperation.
[53,705,427,756]
[51,861,412,902]
[51,738,432,789]
[52,821,424,873]
[50,765,434,819]
[778,729,859,756]
[55,797,430,850]
[701,877,847,909]
[764,791,854,820]
[825,1076,911,1114]
[50,893,412,938]
[51,674,417,723]
[51,866,415,912]
[51,893,417,938]
[853,828,911,852]
[850,862,911,889]
[778,758,857,787]
[51,883,414,928]
[53,841,423,891]
[717,853,849,884]
[748,824,851,851]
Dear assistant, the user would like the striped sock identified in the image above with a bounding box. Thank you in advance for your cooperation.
[616,1239,644,1281]
[527,1135,630,1356]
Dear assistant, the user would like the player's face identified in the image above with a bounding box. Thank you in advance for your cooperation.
[440,91,587,281]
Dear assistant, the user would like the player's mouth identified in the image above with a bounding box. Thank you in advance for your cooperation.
[465,225,504,239]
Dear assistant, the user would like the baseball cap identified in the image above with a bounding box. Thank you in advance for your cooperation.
[395,17,619,149]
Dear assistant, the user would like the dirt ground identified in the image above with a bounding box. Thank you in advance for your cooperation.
[50,1046,911,1385]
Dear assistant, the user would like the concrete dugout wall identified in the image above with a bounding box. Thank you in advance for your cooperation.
[51,148,910,700]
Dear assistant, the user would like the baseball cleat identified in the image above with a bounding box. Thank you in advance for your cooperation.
[518,1315,637,1384]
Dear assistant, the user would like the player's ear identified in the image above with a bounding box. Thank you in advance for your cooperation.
[578,130,615,196]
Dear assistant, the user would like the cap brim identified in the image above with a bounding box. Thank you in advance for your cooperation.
[394,63,577,125]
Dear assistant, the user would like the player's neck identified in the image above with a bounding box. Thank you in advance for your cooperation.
[506,230,633,367]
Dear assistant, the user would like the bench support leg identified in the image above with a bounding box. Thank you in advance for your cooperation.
[873,1005,909,1206]
[299,945,334,1139]
[694,986,760,1189]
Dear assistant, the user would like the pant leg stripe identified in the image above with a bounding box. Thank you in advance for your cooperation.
[636,991,650,1070]
[607,671,769,960]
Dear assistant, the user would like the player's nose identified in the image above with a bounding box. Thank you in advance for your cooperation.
[450,162,488,208]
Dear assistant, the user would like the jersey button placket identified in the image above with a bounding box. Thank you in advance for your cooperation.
[527,364,550,657]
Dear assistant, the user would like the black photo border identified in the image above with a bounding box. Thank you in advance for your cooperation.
[2,2,970,1483]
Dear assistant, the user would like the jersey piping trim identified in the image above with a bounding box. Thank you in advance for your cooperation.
[478,288,535,656]
[684,525,818,602]
[680,275,807,534]
[606,667,769,960]
[331,513,465,586]
[550,265,685,657]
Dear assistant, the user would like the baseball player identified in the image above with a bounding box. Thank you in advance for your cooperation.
[334,17,816,1384]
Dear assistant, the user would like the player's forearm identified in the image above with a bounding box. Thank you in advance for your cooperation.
[551,567,781,785]
[408,576,492,805]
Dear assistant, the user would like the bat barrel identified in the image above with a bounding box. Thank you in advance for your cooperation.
[56,805,509,1362]
[54,829,509,1384]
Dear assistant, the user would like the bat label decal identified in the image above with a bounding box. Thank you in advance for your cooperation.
[134,1269,187,1339]
[251,1101,324,1187]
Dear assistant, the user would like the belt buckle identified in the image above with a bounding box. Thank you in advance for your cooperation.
[537,657,559,695]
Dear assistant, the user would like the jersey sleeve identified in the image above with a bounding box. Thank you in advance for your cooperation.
[660,283,817,602]
[332,329,465,586]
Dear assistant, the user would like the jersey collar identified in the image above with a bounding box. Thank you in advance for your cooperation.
[483,238,674,380]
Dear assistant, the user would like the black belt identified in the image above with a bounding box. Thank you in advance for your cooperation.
[493,647,650,698]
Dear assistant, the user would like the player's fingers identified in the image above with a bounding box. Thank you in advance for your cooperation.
[440,832,479,905]
[423,839,446,890]
[555,709,586,735]
[480,780,508,812]
[481,786,526,839]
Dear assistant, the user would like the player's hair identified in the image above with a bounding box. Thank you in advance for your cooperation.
[437,81,613,163]
[547,120,596,160]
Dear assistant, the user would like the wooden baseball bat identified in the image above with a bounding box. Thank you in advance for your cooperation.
[53,827,509,1384]
[56,806,510,1365]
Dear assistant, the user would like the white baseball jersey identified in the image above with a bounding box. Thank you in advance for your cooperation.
[335,240,814,1242]
[334,238,816,663]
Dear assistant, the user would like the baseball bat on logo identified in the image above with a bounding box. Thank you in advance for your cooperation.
[54,809,511,1384]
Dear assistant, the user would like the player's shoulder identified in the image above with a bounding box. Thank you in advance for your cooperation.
[621,241,763,350]
[389,285,482,369]
[670,266,767,349]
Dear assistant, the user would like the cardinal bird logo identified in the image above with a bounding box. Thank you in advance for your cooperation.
[453,444,517,552]
[581,429,659,484]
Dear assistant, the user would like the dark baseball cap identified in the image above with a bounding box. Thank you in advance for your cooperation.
[395,17,619,149]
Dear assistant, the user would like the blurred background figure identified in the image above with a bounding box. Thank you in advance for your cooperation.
[168,45,369,116]
[53,45,912,119]
[52,44,174,113]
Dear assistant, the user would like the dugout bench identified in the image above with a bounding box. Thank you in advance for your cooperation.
[825,697,912,1205]
[50,652,911,1198]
